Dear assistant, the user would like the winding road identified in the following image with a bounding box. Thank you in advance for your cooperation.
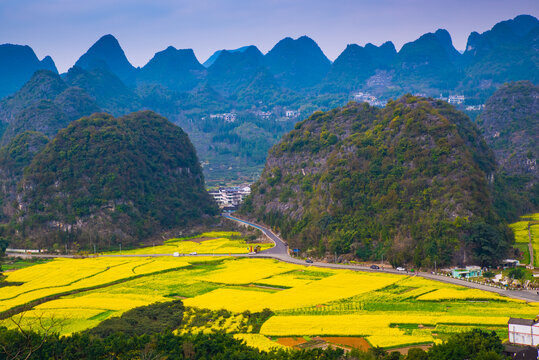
[224,213,539,302]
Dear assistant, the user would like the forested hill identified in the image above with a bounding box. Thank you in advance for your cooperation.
[3,111,218,249]
[479,81,539,218]
[240,96,513,267]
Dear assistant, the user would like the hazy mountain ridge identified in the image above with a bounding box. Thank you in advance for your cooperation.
[0,70,101,145]
[0,44,57,99]
[0,14,536,184]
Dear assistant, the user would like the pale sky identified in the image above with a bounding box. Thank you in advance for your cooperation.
[0,0,537,72]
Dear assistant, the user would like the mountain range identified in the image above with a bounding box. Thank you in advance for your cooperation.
[0,14,536,185]
[0,14,536,101]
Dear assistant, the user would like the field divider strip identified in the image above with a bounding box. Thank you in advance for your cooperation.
[0,265,188,320]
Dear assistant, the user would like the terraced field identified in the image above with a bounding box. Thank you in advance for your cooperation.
[1,255,537,350]
[108,231,273,255]
[510,213,539,266]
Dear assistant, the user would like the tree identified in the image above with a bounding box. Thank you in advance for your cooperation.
[0,307,63,360]
[428,329,504,360]
[0,237,8,274]
[508,267,525,280]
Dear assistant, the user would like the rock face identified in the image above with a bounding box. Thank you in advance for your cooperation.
[10,111,218,248]
[241,96,512,267]
[0,44,57,99]
[479,81,539,217]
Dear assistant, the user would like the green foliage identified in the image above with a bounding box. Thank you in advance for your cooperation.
[244,97,512,267]
[88,300,184,338]
[0,236,7,274]
[8,111,218,248]
[508,267,526,280]
[427,329,504,360]
[480,81,539,221]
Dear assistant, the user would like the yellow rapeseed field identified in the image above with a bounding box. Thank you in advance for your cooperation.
[184,271,402,312]
[0,257,190,312]
[110,232,273,255]
[1,255,535,348]
[234,334,287,352]
[416,288,505,301]
[259,314,509,336]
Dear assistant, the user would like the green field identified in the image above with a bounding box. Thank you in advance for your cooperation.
[1,255,536,349]
[510,213,539,266]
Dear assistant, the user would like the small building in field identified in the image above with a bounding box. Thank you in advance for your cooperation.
[508,317,539,346]
[451,266,482,279]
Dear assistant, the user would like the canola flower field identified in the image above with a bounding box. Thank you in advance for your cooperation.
[108,231,273,255]
[1,254,537,349]
[510,213,539,266]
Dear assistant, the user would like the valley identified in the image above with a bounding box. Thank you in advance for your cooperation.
[0,6,537,359]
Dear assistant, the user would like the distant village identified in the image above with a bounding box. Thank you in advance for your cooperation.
[206,109,300,123]
[351,91,485,111]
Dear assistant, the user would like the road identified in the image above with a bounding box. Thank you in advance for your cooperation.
[7,213,539,302]
[224,213,539,302]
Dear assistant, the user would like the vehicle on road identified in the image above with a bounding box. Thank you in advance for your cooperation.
[370,265,380,269]
[173,252,180,257]
[189,252,197,255]
[396,267,406,271]
[305,259,313,263]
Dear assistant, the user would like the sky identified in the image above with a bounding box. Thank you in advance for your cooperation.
[0,0,537,72]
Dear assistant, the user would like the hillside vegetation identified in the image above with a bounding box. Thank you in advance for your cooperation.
[3,111,217,249]
[479,81,539,219]
[241,96,513,267]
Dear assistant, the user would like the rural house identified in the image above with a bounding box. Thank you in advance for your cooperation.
[508,317,539,346]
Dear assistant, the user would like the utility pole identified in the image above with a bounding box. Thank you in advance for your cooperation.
[381,254,384,265]
[435,260,437,274]
[335,252,337,264]
[120,243,122,254]
[93,243,96,254]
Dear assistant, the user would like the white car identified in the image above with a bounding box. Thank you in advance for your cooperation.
[396,267,406,271]
[173,252,180,257]
[189,251,197,255]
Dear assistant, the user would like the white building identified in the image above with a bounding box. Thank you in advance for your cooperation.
[508,318,539,346]
[210,113,237,122]
[255,111,272,119]
[285,110,300,118]
[465,104,484,111]
[448,95,465,105]
[209,185,251,208]
[352,92,387,107]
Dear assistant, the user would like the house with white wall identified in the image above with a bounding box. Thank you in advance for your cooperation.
[508,317,539,346]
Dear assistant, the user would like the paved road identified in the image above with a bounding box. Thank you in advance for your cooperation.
[8,214,539,302]
[224,213,539,302]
